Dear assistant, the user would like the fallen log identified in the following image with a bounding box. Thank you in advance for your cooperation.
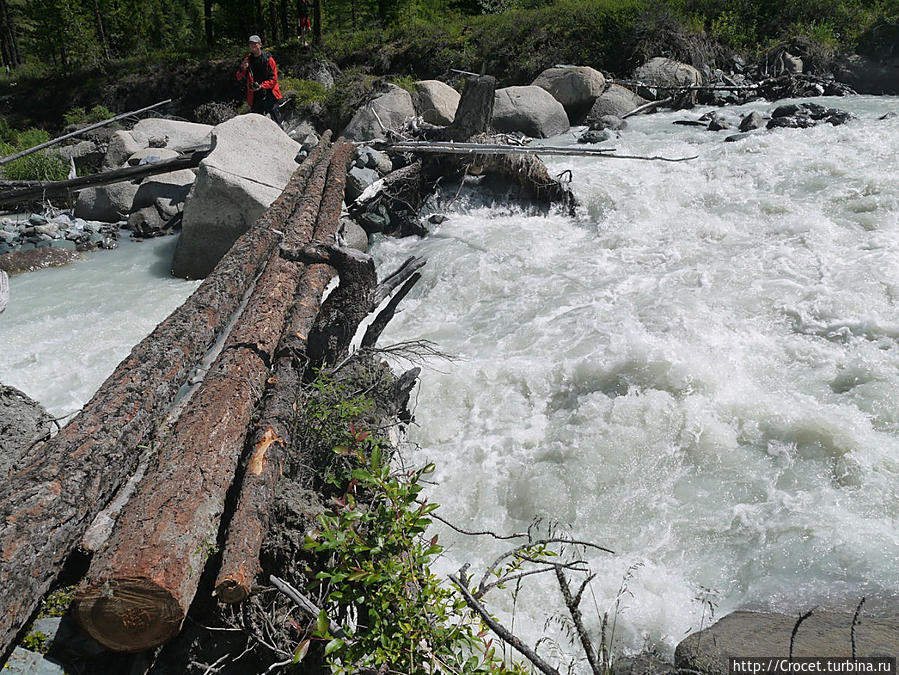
[72,137,341,653]
[0,149,209,207]
[0,99,172,166]
[0,133,332,662]
[213,141,354,604]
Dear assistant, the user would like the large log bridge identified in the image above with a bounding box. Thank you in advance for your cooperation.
[0,130,411,659]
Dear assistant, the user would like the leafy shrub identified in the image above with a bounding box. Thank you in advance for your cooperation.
[62,104,115,126]
[0,125,68,181]
[389,73,417,91]
[279,76,330,104]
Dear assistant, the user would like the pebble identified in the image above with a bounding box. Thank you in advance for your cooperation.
[0,214,119,257]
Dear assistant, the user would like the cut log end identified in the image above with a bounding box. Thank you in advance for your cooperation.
[74,578,183,652]
[214,577,249,604]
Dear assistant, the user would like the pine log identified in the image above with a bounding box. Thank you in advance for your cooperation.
[0,132,332,661]
[0,150,209,207]
[72,139,339,652]
[213,141,354,603]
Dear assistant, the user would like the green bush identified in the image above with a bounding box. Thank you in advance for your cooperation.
[0,124,68,181]
[63,105,115,126]
[279,76,330,104]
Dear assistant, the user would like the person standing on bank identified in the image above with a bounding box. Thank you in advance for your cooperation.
[237,35,283,127]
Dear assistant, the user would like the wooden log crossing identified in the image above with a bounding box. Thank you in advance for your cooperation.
[0,130,337,659]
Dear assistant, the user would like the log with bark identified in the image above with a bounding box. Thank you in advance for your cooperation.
[0,132,333,662]
[71,138,344,652]
[213,141,355,604]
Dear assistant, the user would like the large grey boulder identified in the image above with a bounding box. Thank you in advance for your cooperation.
[675,611,899,675]
[126,148,180,166]
[0,384,53,478]
[585,84,649,121]
[132,118,213,152]
[634,57,702,92]
[414,80,460,125]
[492,85,569,138]
[103,129,149,168]
[131,168,196,211]
[171,114,300,279]
[834,54,899,94]
[73,181,140,222]
[532,66,605,124]
[342,84,417,141]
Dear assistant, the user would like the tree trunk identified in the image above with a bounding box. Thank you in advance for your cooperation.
[204,0,214,45]
[214,142,354,603]
[313,0,322,46]
[73,139,343,652]
[447,75,496,141]
[0,133,334,663]
[91,0,110,60]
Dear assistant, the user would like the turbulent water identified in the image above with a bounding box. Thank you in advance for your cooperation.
[1,95,897,665]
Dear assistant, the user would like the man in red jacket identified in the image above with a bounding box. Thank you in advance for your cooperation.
[237,35,283,127]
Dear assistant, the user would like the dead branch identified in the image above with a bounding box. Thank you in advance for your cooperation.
[269,575,347,639]
[373,256,427,305]
[450,573,561,675]
[622,96,675,118]
[361,272,422,349]
[554,567,601,675]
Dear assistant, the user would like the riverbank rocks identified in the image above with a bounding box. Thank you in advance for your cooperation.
[74,181,141,222]
[103,129,149,168]
[766,102,855,129]
[132,117,213,153]
[414,80,460,125]
[342,84,417,141]
[0,384,54,476]
[492,85,569,138]
[635,57,702,90]
[532,65,605,124]
[585,84,649,122]
[834,54,899,95]
[675,611,899,674]
[172,113,300,279]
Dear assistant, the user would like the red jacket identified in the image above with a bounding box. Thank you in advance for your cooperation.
[236,51,283,106]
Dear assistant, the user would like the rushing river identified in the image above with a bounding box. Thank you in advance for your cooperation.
[1,95,897,665]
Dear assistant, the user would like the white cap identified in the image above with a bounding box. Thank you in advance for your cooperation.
[248,34,262,43]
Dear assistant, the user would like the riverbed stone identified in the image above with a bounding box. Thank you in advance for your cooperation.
[74,181,140,222]
[414,79,460,125]
[675,611,899,675]
[126,147,180,166]
[131,168,196,211]
[342,84,417,141]
[739,111,764,131]
[532,65,605,124]
[340,217,369,252]
[172,114,299,279]
[0,384,54,477]
[834,53,899,95]
[346,166,380,203]
[586,84,649,121]
[492,85,570,138]
[634,57,702,94]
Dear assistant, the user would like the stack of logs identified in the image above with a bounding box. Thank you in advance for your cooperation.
[0,131,422,659]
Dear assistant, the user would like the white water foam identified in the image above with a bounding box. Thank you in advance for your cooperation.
[371,96,899,663]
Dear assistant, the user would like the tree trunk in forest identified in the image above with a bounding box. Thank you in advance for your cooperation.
[279,0,289,44]
[0,0,19,68]
[204,0,214,45]
[254,0,264,37]
[72,139,345,652]
[0,134,334,664]
[269,0,280,46]
[214,142,354,604]
[313,0,322,46]
[91,0,110,60]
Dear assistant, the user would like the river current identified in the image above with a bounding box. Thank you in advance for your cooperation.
[1,95,897,664]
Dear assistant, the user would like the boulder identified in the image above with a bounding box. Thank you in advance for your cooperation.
[532,66,605,124]
[675,611,899,675]
[414,80,460,125]
[346,166,380,203]
[585,84,649,121]
[588,114,627,131]
[131,168,196,211]
[126,148,180,166]
[634,57,702,93]
[355,146,393,175]
[834,54,899,95]
[103,129,149,169]
[74,181,140,222]
[127,205,169,238]
[738,111,765,131]
[342,84,417,141]
[492,85,569,138]
[132,117,213,152]
[171,114,299,279]
[340,217,369,252]
[57,140,102,172]
[0,384,53,478]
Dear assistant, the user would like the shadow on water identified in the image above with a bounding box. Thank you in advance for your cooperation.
[146,234,179,279]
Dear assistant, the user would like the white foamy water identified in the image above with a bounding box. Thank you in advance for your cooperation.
[0,236,200,417]
[0,97,896,666]
[371,96,899,663]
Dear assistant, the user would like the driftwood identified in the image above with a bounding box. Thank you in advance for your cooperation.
[213,141,354,604]
[0,133,334,662]
[72,138,342,652]
[0,99,172,166]
[0,149,209,207]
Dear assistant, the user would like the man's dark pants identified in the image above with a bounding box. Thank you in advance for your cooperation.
[252,90,283,127]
